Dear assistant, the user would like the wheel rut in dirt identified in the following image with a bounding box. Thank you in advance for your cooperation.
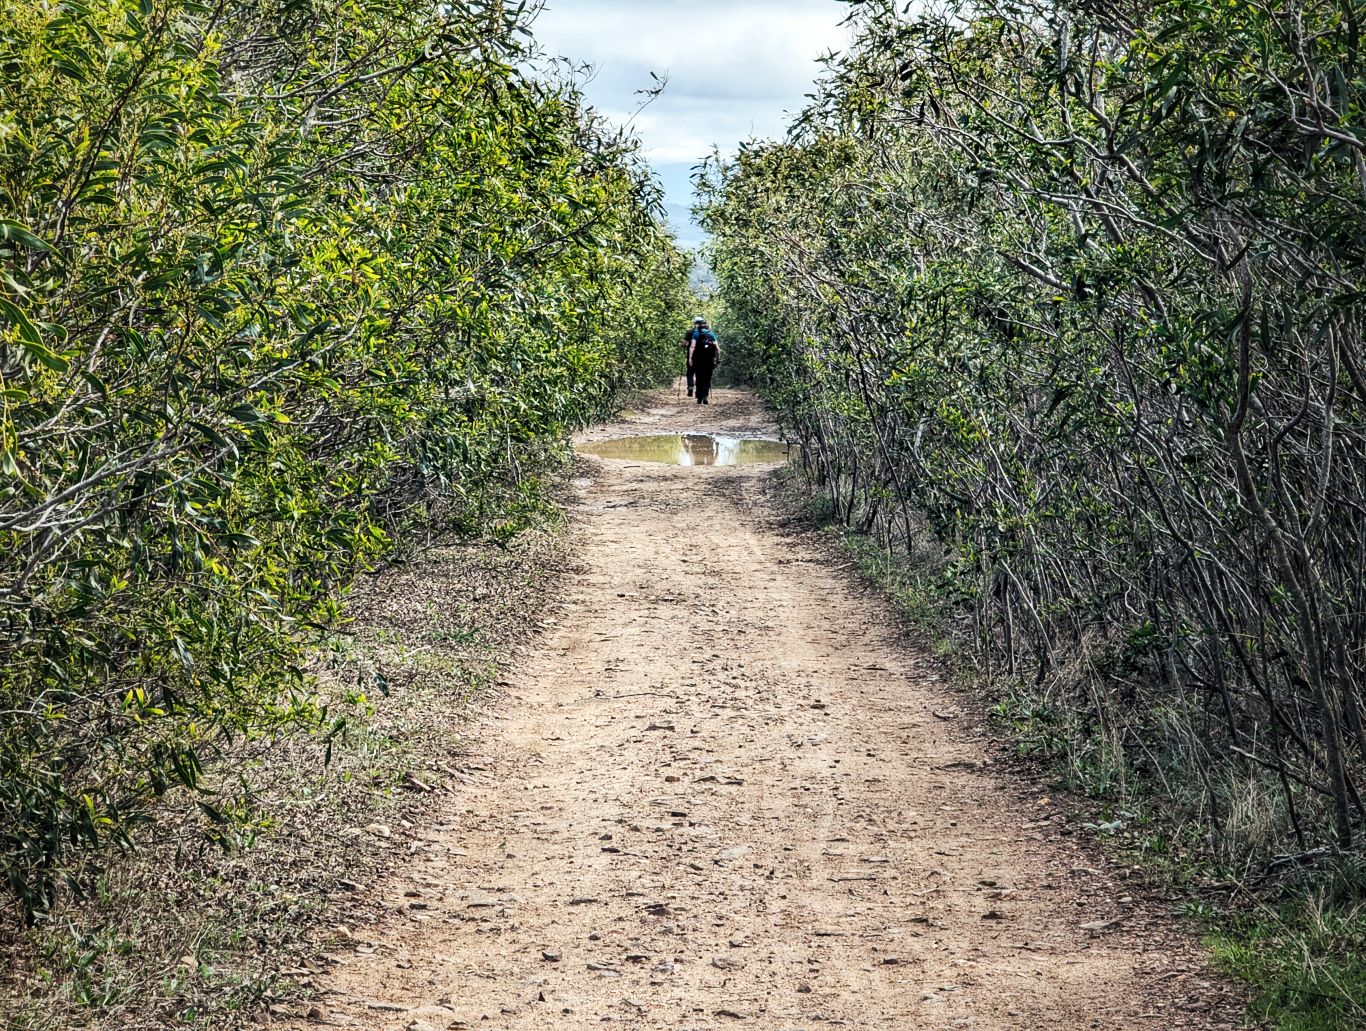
[304,388,1244,1030]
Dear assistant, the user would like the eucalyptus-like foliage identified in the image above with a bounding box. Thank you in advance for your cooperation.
[0,0,689,916]
[701,0,1366,863]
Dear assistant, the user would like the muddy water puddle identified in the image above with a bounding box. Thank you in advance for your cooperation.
[580,434,791,467]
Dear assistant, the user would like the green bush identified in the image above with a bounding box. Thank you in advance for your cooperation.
[699,0,1366,864]
[0,0,689,917]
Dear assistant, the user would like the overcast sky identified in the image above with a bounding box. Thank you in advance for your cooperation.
[532,0,852,245]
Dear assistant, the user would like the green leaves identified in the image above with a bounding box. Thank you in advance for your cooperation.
[0,0,687,919]
[0,296,71,371]
[705,0,1366,866]
[0,219,55,254]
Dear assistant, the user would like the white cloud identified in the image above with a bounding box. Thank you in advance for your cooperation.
[532,0,850,202]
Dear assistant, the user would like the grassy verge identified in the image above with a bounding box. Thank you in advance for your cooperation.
[770,467,1366,1031]
[0,522,575,1029]
[1205,870,1366,1031]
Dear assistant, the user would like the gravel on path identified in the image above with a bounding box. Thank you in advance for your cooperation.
[304,386,1247,1031]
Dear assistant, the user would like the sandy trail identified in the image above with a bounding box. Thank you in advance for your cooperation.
[311,388,1243,1030]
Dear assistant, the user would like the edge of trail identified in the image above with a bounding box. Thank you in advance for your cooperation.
[281,386,1253,1030]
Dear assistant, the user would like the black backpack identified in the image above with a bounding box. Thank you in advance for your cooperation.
[693,330,718,366]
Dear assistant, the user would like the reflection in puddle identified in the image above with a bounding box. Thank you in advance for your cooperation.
[579,434,791,467]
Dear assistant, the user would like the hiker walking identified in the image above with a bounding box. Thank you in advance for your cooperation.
[682,317,705,396]
[687,319,721,405]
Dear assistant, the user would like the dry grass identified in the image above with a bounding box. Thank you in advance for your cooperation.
[0,526,576,1030]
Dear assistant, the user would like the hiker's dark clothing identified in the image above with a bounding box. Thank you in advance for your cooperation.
[695,367,714,404]
[690,330,719,404]
[683,328,706,394]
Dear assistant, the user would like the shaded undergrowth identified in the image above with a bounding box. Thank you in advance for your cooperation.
[773,467,1365,1031]
[1206,868,1366,1031]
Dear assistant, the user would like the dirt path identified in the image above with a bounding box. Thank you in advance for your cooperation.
[308,388,1245,1030]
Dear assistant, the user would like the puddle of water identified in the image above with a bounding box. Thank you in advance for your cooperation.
[579,434,791,467]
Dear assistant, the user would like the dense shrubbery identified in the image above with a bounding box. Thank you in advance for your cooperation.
[0,0,688,916]
[700,0,1366,865]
